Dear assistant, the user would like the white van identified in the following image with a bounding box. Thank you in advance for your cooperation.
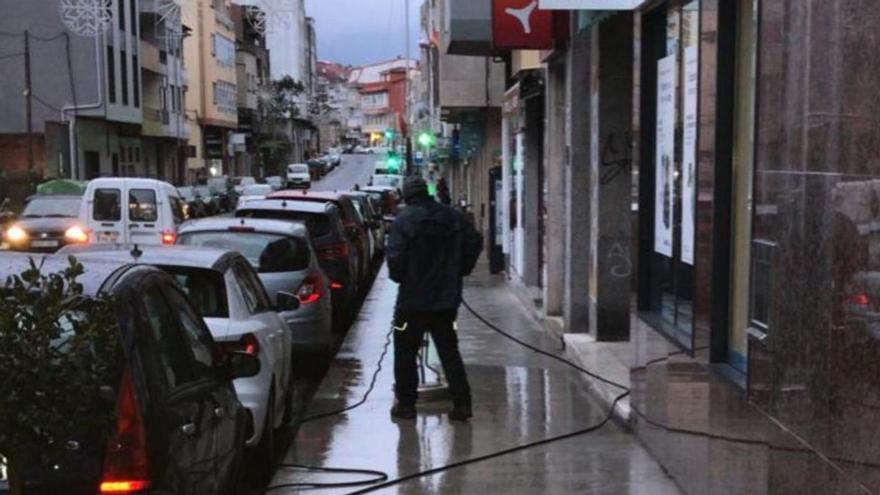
[286,164,311,189]
[79,178,186,246]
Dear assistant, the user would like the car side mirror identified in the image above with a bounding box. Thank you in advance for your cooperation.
[276,291,301,312]
[223,351,261,380]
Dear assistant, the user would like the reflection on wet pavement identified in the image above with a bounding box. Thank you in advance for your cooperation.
[269,266,681,494]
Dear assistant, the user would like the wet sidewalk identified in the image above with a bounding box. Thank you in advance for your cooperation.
[268,265,682,494]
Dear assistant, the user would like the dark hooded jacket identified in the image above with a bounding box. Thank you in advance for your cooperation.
[387,196,483,312]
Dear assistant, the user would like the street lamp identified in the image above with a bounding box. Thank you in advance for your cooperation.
[418,132,435,149]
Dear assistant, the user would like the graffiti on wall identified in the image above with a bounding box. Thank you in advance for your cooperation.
[600,130,634,185]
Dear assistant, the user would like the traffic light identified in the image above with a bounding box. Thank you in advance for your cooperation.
[385,129,395,142]
[386,152,402,173]
[418,132,435,149]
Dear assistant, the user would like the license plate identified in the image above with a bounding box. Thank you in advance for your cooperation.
[97,232,119,243]
[31,240,59,248]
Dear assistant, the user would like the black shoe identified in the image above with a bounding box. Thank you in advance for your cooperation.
[391,403,417,420]
[449,403,472,422]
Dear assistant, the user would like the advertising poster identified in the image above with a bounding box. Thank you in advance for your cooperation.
[654,54,677,257]
[681,46,699,265]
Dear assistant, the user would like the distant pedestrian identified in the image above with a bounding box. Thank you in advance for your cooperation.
[436,177,451,205]
[387,176,483,421]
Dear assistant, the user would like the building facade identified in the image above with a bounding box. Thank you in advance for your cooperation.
[183,0,239,181]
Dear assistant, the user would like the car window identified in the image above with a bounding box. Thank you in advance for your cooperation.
[163,285,216,374]
[232,262,272,313]
[129,189,158,222]
[237,209,332,238]
[169,196,186,224]
[243,185,272,196]
[179,231,310,272]
[164,266,230,318]
[93,188,121,221]
[141,284,196,389]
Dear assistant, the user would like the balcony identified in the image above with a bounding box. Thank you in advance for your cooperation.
[140,41,165,75]
[444,0,493,56]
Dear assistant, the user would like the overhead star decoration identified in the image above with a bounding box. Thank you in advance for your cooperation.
[59,0,112,38]
[246,0,296,35]
[155,0,184,41]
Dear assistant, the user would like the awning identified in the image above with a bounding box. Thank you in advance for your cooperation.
[36,179,87,196]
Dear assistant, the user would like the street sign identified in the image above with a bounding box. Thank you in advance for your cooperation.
[492,0,554,50]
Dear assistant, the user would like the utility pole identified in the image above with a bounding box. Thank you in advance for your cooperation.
[404,0,413,173]
[24,30,35,187]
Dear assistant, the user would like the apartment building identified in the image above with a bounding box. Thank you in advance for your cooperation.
[183,0,239,181]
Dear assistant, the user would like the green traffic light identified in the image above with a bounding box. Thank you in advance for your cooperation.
[418,132,434,148]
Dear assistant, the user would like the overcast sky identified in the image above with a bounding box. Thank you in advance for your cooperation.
[305,0,421,67]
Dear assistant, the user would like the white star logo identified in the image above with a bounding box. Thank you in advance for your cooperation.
[505,0,539,35]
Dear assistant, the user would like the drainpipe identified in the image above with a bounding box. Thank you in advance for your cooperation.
[61,32,106,180]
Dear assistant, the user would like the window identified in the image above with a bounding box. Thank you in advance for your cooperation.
[213,80,236,114]
[129,189,158,222]
[165,267,229,320]
[120,49,128,106]
[178,232,311,273]
[232,262,272,314]
[107,46,116,104]
[142,285,195,389]
[118,0,124,31]
[93,188,121,221]
[130,0,137,37]
[133,55,140,108]
[236,210,333,238]
[169,196,186,224]
[213,33,235,67]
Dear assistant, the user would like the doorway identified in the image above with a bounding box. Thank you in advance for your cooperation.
[84,151,101,180]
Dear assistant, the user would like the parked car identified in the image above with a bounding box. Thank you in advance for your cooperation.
[207,176,236,212]
[79,178,186,246]
[307,159,328,180]
[1,194,87,253]
[178,186,208,218]
[238,184,274,209]
[178,218,335,354]
[61,245,296,466]
[286,164,312,189]
[343,191,386,260]
[266,191,372,288]
[0,253,255,494]
[370,174,405,190]
[194,185,222,216]
[236,200,359,325]
[361,185,401,217]
[265,176,284,192]
[233,176,257,195]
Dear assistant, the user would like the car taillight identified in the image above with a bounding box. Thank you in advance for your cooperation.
[100,369,150,494]
[318,242,349,260]
[217,333,260,358]
[160,231,176,245]
[298,273,323,304]
[329,281,343,290]
[851,293,872,307]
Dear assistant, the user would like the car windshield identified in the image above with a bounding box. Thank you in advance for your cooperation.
[21,196,81,218]
[372,176,402,188]
[243,185,273,196]
[161,266,229,318]
[237,209,333,238]
[194,187,212,197]
[290,165,309,174]
[178,231,310,273]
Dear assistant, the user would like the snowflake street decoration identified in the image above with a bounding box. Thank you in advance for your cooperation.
[246,0,296,35]
[59,0,112,38]
[155,0,184,41]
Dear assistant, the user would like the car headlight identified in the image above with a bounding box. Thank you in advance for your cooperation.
[5,225,28,243]
[64,225,89,243]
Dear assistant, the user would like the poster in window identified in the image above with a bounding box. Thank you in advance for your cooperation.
[654,54,677,257]
[681,46,699,265]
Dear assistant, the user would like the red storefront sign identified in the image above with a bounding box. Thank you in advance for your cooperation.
[492,0,555,50]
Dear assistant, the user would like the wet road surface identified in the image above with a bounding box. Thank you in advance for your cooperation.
[312,154,378,192]
[265,265,683,494]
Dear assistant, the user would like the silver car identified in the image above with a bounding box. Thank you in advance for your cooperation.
[177,217,335,354]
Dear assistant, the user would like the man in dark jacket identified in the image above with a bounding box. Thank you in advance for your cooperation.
[387,176,483,421]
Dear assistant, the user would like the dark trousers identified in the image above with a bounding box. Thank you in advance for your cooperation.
[393,310,471,407]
